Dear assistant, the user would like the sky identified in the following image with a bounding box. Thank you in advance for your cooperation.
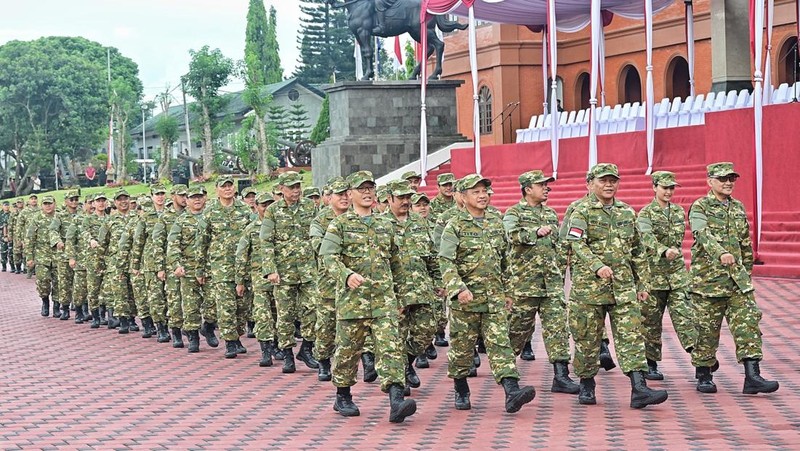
[0,0,303,105]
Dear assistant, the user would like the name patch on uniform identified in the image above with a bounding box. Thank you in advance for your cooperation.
[568,227,584,239]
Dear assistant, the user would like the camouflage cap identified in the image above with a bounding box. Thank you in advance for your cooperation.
[347,170,375,188]
[256,192,273,204]
[518,170,555,187]
[64,190,80,200]
[14,198,23,204]
[151,183,167,194]
[437,172,456,185]
[328,177,349,194]
[271,185,283,196]
[589,163,620,180]
[216,176,234,187]
[303,186,321,198]
[401,170,422,181]
[138,196,153,208]
[165,199,173,208]
[651,170,681,187]
[94,192,108,201]
[188,184,207,196]
[28,194,38,199]
[84,194,95,203]
[170,184,188,196]
[707,162,740,178]
[386,180,415,197]
[486,186,494,195]
[113,188,131,200]
[277,171,303,186]
[241,187,257,197]
[1,201,8,206]
[376,186,389,203]
[411,192,430,204]
[458,173,492,191]
[41,195,55,204]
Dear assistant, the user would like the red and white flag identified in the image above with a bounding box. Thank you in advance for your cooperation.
[392,35,404,69]
[568,227,584,239]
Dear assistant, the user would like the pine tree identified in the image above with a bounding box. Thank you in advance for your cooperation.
[268,104,290,141]
[265,6,283,83]
[245,0,270,85]
[287,104,309,142]
[309,95,330,144]
[294,0,355,83]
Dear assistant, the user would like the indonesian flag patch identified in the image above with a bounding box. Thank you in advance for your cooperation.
[568,227,584,239]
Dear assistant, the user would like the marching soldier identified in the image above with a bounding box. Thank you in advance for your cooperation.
[636,171,698,380]
[439,174,536,413]
[0,201,10,272]
[26,195,58,317]
[82,193,109,328]
[689,162,779,394]
[158,185,188,343]
[51,190,81,321]
[99,189,135,332]
[564,163,667,409]
[67,194,93,324]
[400,171,422,192]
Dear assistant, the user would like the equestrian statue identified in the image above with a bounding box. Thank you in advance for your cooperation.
[329,0,469,80]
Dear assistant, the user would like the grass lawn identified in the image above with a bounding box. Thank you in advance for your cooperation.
[5,171,314,204]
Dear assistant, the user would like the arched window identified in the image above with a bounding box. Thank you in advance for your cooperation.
[778,37,800,85]
[666,56,690,99]
[619,65,642,104]
[478,85,493,134]
[575,72,591,110]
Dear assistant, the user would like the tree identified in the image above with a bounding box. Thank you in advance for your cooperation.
[0,36,142,192]
[183,46,234,176]
[265,6,283,84]
[405,40,417,79]
[268,104,290,141]
[309,95,330,144]
[286,104,309,142]
[154,89,178,180]
[294,0,355,83]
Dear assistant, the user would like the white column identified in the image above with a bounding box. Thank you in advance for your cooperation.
[686,1,696,97]
[753,0,765,255]
[589,0,600,168]
[547,0,559,178]
[468,6,481,173]
[645,0,655,175]
[419,17,428,186]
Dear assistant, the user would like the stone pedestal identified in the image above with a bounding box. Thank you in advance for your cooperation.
[312,80,469,188]
[710,0,753,93]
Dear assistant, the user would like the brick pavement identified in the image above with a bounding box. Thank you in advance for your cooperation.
[1,272,799,450]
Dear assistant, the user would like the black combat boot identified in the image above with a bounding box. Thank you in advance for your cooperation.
[415,354,429,369]
[224,341,238,359]
[425,343,438,360]
[259,341,273,367]
[41,297,49,316]
[696,367,717,393]
[361,352,377,382]
[82,303,90,321]
[246,321,256,339]
[128,317,139,332]
[107,308,120,329]
[454,378,471,410]
[294,321,302,339]
[697,359,721,378]
[318,358,332,381]
[118,316,130,334]
[141,317,154,338]
[599,339,617,371]
[59,305,70,321]
[645,358,664,380]
[171,328,184,348]
[742,359,779,394]
[578,377,597,405]
[296,340,319,369]
[99,306,108,326]
[388,383,417,423]
[90,308,101,329]
[552,362,580,394]
[156,323,170,343]
[187,330,200,353]
[521,341,536,361]
[501,377,536,413]
[629,371,669,409]
[473,348,481,368]
[273,338,285,360]
[476,336,486,354]
[74,306,85,324]
[434,331,449,347]
[333,386,360,417]
[1,262,6,272]
[200,322,219,348]
[52,300,61,318]
[468,365,478,378]
[282,348,296,373]
[234,339,247,354]
[406,354,421,388]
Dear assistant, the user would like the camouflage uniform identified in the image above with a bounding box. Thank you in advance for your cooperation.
[235,203,275,341]
[319,171,406,392]
[260,171,319,352]
[503,172,572,363]
[428,173,456,225]
[50,191,81,311]
[439,176,521,383]
[81,196,108,311]
[15,201,39,274]
[197,184,253,343]
[636,172,697,364]
[565,166,650,379]
[309,192,343,362]
[132,187,168,327]
[0,205,9,271]
[99,192,136,319]
[158,185,187,329]
[126,198,148,322]
[25,198,58,299]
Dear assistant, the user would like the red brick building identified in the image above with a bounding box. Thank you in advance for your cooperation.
[439,0,800,145]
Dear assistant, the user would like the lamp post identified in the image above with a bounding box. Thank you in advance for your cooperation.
[141,104,148,182]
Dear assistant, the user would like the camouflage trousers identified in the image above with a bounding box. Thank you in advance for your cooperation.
[243,285,254,322]
[508,295,571,363]
[691,291,763,367]
[179,276,206,331]
[448,307,519,383]
[55,261,73,307]
[401,303,436,357]
[131,272,148,319]
[86,264,104,309]
[208,280,248,342]
[569,297,649,378]
[643,288,698,361]
[72,270,87,306]
[274,281,318,350]
[314,297,336,360]
[145,272,167,323]
[333,315,405,391]
[12,241,23,269]
[432,295,448,334]
[33,263,56,299]
[166,275,183,329]
[104,270,134,317]
[0,239,9,267]
[252,281,276,342]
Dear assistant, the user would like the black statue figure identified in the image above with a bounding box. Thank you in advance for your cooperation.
[329,0,468,80]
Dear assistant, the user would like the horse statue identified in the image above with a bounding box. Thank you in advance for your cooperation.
[329,0,468,80]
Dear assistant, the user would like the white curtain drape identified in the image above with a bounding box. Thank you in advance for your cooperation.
[599,25,607,107]
[588,0,601,168]
[355,41,364,80]
[753,0,765,256]
[644,0,655,175]
[468,6,481,174]
[542,28,549,114]
[763,0,775,105]
[420,21,429,185]
[686,1,696,97]
[548,0,560,178]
